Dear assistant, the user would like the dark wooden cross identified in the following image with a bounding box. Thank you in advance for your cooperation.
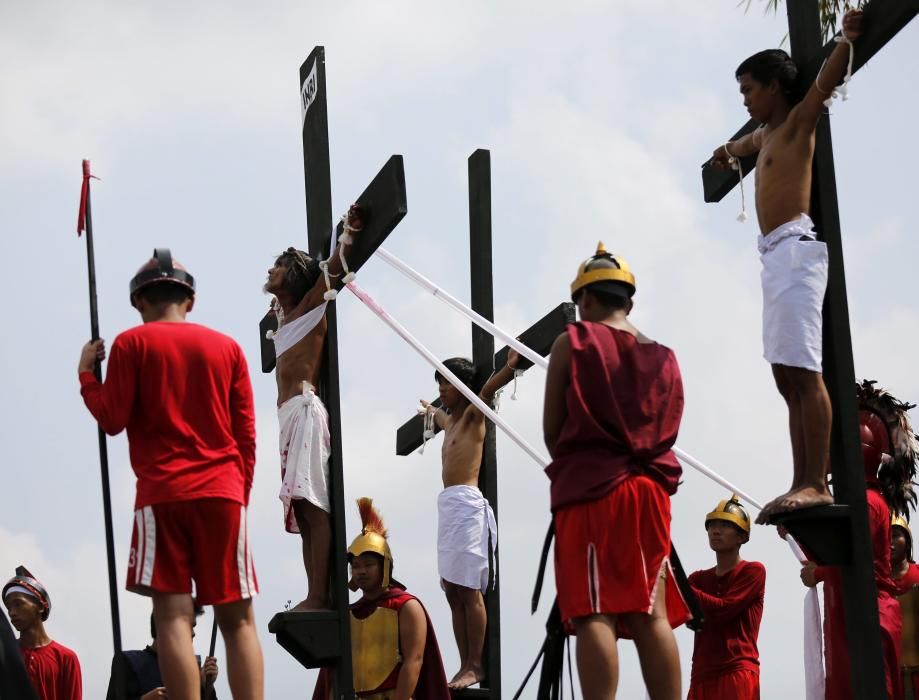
[262,46,407,700]
[394,149,575,698]
[701,2,918,696]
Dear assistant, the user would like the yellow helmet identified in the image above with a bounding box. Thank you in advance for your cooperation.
[347,498,394,590]
[705,494,751,539]
[892,514,914,562]
[570,242,636,301]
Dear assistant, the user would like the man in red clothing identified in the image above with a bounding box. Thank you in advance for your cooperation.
[78,249,263,700]
[3,566,82,700]
[544,243,690,700]
[687,496,765,699]
[313,498,450,700]
[891,516,919,698]
[798,380,916,699]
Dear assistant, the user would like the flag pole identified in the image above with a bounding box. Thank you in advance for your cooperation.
[78,159,122,655]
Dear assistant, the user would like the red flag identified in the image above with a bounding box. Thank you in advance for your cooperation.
[77,159,100,236]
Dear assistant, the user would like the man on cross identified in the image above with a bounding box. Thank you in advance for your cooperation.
[263,204,364,612]
[420,351,518,690]
[710,8,863,521]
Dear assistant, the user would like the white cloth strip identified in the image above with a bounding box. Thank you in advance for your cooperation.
[237,505,251,598]
[375,248,549,370]
[346,281,551,468]
[141,506,156,587]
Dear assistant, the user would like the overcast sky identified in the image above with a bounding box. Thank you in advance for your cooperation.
[1,1,917,697]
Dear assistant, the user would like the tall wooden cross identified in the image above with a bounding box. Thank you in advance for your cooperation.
[394,149,575,698]
[701,2,918,696]
[262,46,408,700]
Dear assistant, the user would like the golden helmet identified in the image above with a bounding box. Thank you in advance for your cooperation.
[347,498,394,590]
[705,494,751,539]
[570,242,636,301]
[892,514,914,562]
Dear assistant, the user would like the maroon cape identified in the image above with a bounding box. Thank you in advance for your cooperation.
[313,585,449,699]
[546,322,684,511]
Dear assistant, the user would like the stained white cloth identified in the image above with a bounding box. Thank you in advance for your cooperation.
[804,587,826,700]
[278,385,331,530]
[272,302,328,358]
[437,485,497,593]
[758,213,828,373]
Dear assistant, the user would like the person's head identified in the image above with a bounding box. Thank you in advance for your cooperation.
[570,242,635,322]
[704,494,751,552]
[264,248,321,305]
[129,248,196,321]
[735,49,799,123]
[3,566,50,633]
[435,357,476,413]
[892,515,914,566]
[347,498,393,595]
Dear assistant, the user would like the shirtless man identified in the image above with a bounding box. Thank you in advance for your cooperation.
[420,352,519,689]
[711,9,864,521]
[263,205,364,611]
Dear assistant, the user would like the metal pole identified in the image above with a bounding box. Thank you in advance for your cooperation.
[80,160,122,656]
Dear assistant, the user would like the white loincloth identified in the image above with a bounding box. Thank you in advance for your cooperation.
[758,213,828,373]
[278,384,331,531]
[437,485,497,593]
[272,302,328,358]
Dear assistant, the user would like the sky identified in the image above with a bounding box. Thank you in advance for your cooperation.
[1,0,918,697]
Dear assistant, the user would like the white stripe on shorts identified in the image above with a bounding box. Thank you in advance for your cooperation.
[237,506,251,598]
[133,510,145,583]
[140,506,156,587]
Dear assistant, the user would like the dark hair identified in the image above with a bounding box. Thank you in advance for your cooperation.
[275,248,321,305]
[572,255,633,311]
[705,519,749,542]
[735,49,800,103]
[135,281,193,307]
[435,357,477,392]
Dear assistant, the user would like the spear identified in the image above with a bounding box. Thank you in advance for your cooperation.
[204,615,219,697]
[77,159,122,655]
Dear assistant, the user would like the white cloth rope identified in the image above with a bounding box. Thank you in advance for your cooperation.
[375,248,549,370]
[346,280,551,469]
[816,35,854,107]
[723,142,749,224]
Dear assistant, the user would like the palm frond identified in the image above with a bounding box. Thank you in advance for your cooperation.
[744,0,867,43]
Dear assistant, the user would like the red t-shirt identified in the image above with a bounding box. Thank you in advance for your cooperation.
[892,562,919,597]
[545,322,684,511]
[80,321,256,508]
[21,640,82,700]
[688,560,765,682]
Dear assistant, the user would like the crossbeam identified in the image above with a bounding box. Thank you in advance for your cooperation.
[701,0,919,203]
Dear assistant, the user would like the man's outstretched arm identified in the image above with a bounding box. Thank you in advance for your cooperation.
[710,128,764,169]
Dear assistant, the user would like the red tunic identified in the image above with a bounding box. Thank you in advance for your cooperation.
[80,321,256,508]
[545,322,684,511]
[892,562,919,597]
[20,641,82,700]
[687,561,765,696]
[814,488,902,700]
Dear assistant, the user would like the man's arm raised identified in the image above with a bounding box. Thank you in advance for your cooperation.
[291,204,366,318]
[793,8,864,134]
[464,350,521,424]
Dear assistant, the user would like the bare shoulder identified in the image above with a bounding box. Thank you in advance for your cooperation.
[550,331,571,355]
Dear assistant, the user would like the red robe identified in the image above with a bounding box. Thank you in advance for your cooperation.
[20,641,82,700]
[893,562,919,700]
[687,560,765,699]
[313,586,449,699]
[814,488,902,700]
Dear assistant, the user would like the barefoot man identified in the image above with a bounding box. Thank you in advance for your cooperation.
[420,352,519,689]
[263,205,364,612]
[711,9,864,521]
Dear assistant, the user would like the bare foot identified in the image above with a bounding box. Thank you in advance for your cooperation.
[755,491,791,524]
[448,667,484,690]
[288,597,331,612]
[756,487,833,524]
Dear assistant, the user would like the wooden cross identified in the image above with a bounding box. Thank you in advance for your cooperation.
[262,46,407,700]
[394,149,575,698]
[701,2,918,696]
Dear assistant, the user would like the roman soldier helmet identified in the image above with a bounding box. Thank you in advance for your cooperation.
[892,514,914,563]
[570,242,636,301]
[856,379,918,517]
[705,494,751,540]
[129,248,196,307]
[347,498,393,591]
[3,566,51,621]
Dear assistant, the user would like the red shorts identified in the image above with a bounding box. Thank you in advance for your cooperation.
[127,498,258,605]
[688,669,760,699]
[553,475,690,635]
